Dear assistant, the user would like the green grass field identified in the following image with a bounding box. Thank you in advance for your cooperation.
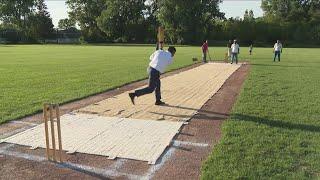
[1,45,320,178]
[202,48,320,179]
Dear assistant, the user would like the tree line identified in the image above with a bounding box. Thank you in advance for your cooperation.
[212,0,320,46]
[0,0,319,45]
[0,0,55,42]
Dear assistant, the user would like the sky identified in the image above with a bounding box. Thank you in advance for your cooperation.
[46,0,264,27]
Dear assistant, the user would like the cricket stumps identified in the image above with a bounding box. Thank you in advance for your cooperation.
[43,103,63,163]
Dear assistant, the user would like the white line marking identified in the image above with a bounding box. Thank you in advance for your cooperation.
[10,121,39,126]
[141,140,210,179]
[0,126,35,140]
[63,162,141,180]
[173,140,209,147]
[0,148,141,180]
[0,144,15,151]
[110,158,127,170]
[0,149,45,162]
[143,147,176,180]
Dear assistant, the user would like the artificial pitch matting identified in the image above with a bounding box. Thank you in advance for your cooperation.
[79,63,241,121]
[1,113,183,164]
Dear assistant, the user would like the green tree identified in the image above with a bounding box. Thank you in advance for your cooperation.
[66,0,106,41]
[27,0,54,40]
[144,0,160,43]
[249,10,254,20]
[309,1,320,24]
[244,10,254,22]
[97,0,145,42]
[244,9,249,20]
[58,18,76,30]
[157,0,223,44]
[260,0,320,42]
[0,0,35,29]
[311,25,320,42]
[261,0,320,22]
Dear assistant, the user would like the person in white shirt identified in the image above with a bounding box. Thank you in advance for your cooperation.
[273,40,283,62]
[231,40,240,64]
[129,46,176,105]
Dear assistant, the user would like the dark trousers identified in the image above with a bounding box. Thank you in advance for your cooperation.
[202,52,207,63]
[231,53,238,64]
[135,67,161,101]
[274,51,281,61]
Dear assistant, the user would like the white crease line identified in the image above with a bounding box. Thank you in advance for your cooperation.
[63,162,141,180]
[0,120,39,141]
[0,126,36,140]
[0,148,142,180]
[142,140,209,179]
[0,144,15,151]
[109,158,127,170]
[0,143,14,158]
[142,147,176,180]
[173,140,209,147]
[0,148,46,162]
[10,121,39,126]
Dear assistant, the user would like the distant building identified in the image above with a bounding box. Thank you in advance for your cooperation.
[46,28,82,44]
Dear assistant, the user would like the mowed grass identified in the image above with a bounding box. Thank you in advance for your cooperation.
[0,45,215,124]
[202,48,320,179]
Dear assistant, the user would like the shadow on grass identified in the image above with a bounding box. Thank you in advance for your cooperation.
[0,45,15,47]
[153,104,320,133]
[85,43,190,47]
[288,61,320,64]
[251,63,314,68]
[233,113,320,133]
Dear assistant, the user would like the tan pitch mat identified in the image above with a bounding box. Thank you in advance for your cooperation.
[1,113,184,164]
[79,63,241,121]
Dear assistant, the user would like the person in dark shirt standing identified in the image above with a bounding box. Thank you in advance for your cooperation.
[249,41,253,55]
[201,40,209,63]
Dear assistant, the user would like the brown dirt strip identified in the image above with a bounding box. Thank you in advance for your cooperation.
[0,62,250,179]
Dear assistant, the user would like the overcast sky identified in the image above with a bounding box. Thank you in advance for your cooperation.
[45,0,264,27]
